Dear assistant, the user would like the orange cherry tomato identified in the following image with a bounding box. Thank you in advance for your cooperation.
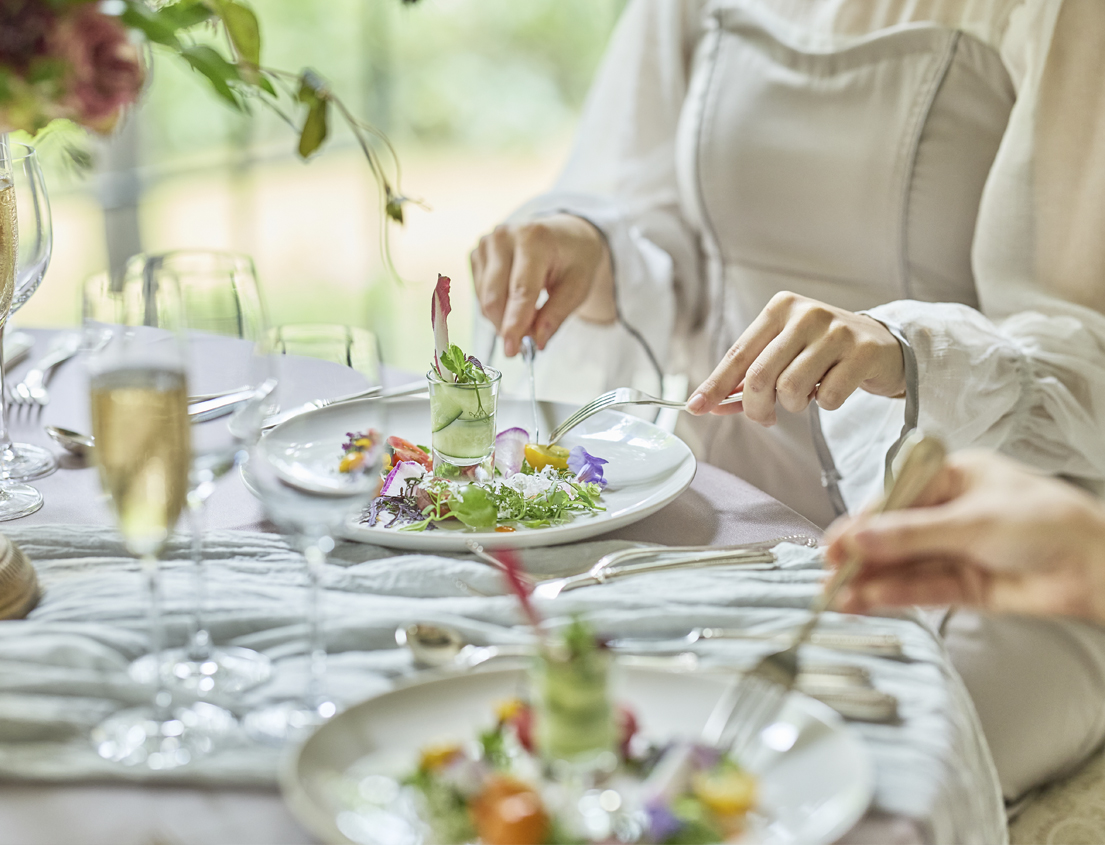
[386,436,433,471]
[470,775,549,845]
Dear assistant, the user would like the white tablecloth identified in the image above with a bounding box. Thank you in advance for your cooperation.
[0,330,1006,844]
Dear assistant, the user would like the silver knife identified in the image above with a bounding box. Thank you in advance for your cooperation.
[261,380,427,431]
[531,548,778,600]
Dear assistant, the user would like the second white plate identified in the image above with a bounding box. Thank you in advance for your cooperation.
[282,664,875,845]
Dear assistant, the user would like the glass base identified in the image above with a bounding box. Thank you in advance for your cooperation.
[431,448,494,482]
[0,482,43,521]
[92,701,238,769]
[129,646,272,697]
[243,698,338,746]
[0,442,58,482]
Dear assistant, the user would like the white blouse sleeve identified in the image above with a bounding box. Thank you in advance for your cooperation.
[482,0,707,401]
[826,0,1105,502]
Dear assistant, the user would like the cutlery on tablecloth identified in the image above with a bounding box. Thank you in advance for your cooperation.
[548,386,744,445]
[44,381,278,458]
[7,332,80,407]
[700,432,946,756]
[2,331,33,371]
[397,622,895,722]
[465,538,793,600]
[261,380,427,431]
[521,335,540,444]
[611,627,905,659]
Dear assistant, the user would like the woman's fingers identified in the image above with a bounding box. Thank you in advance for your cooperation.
[687,309,780,414]
[474,229,514,331]
[500,244,548,357]
[839,558,989,611]
[687,293,904,422]
[741,329,810,424]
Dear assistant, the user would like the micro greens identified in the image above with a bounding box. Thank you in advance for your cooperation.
[438,343,490,385]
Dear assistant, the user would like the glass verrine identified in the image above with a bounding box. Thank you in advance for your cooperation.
[0,138,55,504]
[87,316,235,769]
[531,644,616,771]
[426,366,501,481]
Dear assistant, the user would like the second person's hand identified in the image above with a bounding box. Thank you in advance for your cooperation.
[470,213,615,357]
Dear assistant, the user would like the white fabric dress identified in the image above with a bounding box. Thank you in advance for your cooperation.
[497,0,1105,801]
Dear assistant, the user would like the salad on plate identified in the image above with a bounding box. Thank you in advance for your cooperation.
[355,608,758,845]
[341,275,611,534]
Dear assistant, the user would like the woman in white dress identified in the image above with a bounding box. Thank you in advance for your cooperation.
[470,0,1105,802]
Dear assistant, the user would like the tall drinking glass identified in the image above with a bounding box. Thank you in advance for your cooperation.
[241,343,386,744]
[0,139,54,518]
[88,300,235,768]
[103,252,273,697]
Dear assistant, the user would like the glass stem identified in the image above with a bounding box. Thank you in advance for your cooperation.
[303,540,329,712]
[186,490,210,662]
[142,553,172,720]
[0,323,12,457]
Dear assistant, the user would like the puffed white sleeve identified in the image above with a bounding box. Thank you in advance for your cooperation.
[822,0,1105,509]
[475,0,707,403]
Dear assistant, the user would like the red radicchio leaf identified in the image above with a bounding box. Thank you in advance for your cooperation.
[431,274,451,378]
[495,548,542,631]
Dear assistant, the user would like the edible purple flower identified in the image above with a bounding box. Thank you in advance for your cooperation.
[380,460,427,496]
[494,427,529,476]
[568,446,608,488]
[645,796,683,841]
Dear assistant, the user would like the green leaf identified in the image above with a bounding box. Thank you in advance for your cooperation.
[449,486,497,530]
[119,4,183,48]
[212,0,261,67]
[298,98,328,158]
[157,1,214,30]
[385,195,405,224]
[181,45,244,110]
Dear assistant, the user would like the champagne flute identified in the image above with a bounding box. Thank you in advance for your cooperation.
[105,252,273,697]
[241,338,386,744]
[0,138,54,519]
[88,296,235,768]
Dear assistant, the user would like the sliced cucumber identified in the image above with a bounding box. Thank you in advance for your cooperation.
[433,416,495,459]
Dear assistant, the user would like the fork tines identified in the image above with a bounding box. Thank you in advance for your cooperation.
[548,389,623,445]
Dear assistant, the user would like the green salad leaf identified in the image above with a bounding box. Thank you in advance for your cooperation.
[439,344,490,384]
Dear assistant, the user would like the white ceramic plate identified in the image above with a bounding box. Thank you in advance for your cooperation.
[258,396,697,551]
[282,664,875,845]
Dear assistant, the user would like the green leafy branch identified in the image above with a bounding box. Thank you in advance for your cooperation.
[115,0,420,276]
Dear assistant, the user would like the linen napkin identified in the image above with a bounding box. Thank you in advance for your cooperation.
[0,525,1004,844]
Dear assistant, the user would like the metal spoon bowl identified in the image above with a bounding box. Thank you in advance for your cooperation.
[45,425,94,459]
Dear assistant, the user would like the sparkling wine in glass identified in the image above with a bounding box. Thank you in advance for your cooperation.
[0,138,54,518]
[96,251,273,698]
[89,303,236,769]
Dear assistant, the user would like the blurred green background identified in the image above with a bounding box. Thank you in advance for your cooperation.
[19,0,625,372]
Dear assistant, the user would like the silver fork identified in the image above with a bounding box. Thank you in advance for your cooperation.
[548,387,743,445]
[700,432,946,757]
[8,333,81,408]
[465,536,814,600]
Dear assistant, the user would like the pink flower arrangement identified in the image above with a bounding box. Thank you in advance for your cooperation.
[0,0,144,135]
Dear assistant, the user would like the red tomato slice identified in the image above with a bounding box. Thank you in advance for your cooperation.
[386,436,433,471]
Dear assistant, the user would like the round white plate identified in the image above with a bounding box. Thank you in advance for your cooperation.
[282,664,874,845]
[258,396,697,551]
